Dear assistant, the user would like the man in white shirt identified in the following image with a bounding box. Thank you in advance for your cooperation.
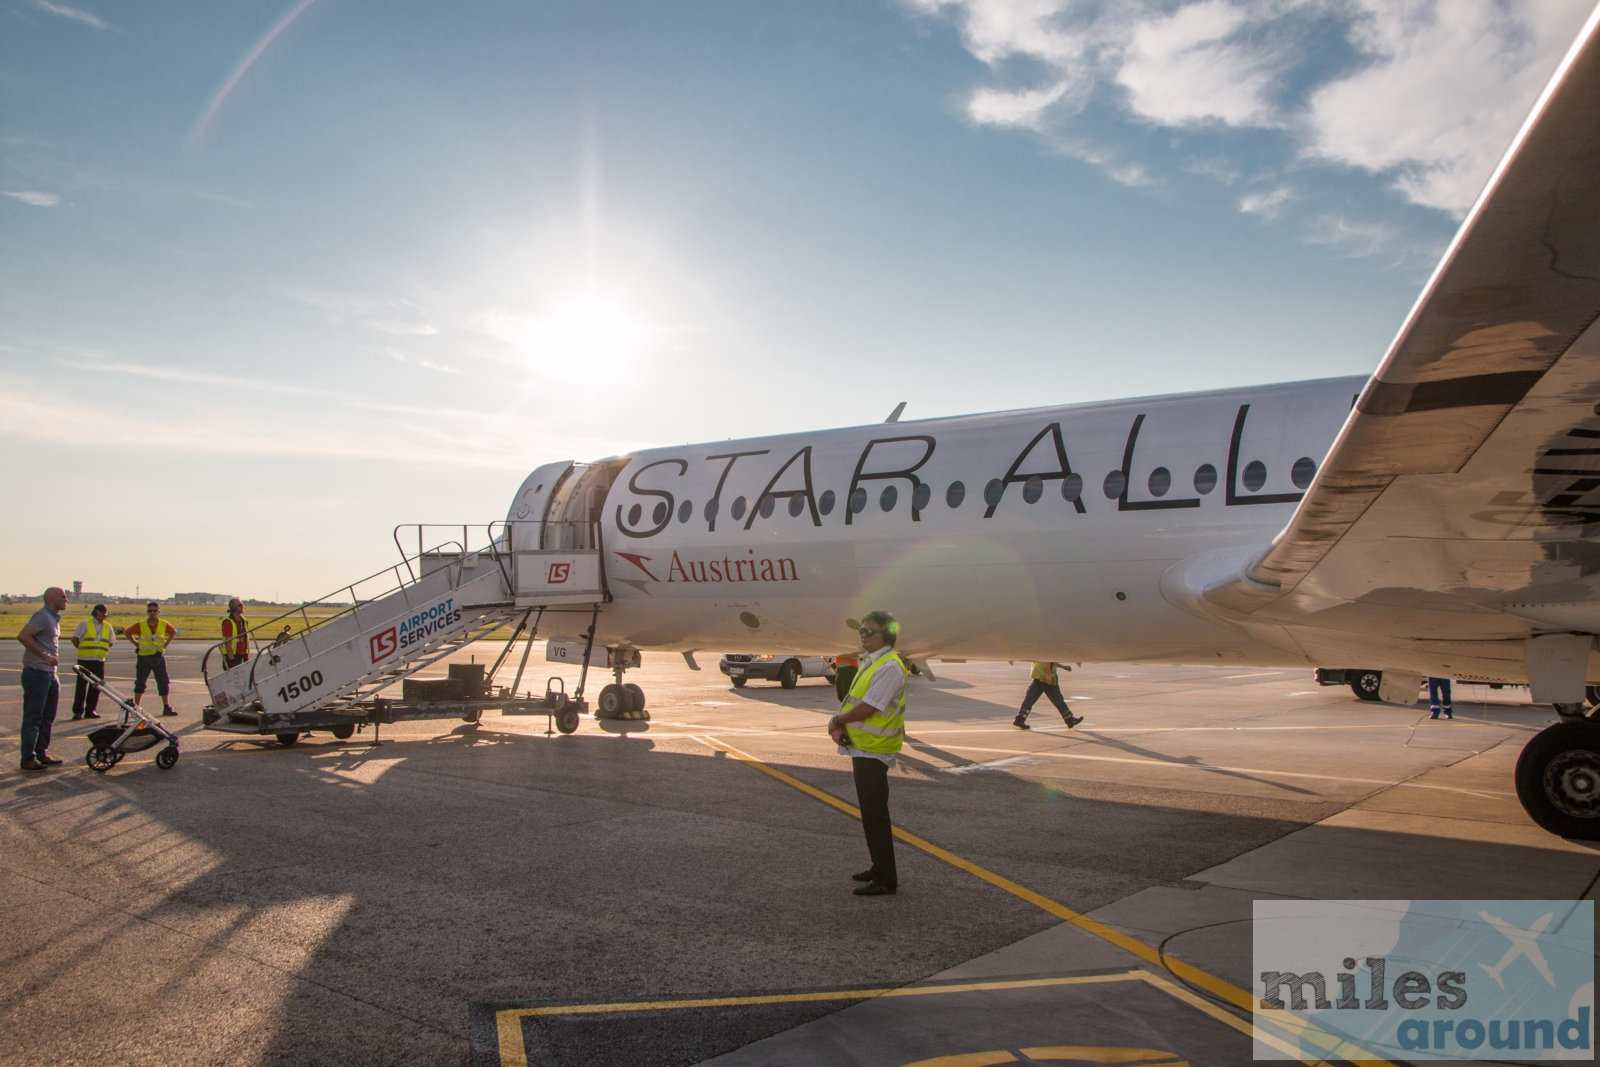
[828,610,907,896]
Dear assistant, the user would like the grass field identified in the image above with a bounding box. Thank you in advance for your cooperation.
[0,604,524,643]
[0,604,343,643]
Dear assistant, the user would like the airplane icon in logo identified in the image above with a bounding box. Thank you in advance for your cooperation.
[1477,910,1557,988]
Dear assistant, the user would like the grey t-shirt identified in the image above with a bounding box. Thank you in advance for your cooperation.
[21,606,60,673]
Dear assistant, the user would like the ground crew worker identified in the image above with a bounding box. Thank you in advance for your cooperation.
[126,601,180,716]
[827,609,906,897]
[70,603,114,719]
[17,587,67,770]
[1014,661,1083,730]
[221,598,250,669]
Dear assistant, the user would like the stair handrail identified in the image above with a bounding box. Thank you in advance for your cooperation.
[200,540,465,690]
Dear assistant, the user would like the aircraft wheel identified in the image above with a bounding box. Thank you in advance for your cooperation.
[1515,720,1600,840]
[555,707,580,734]
[330,724,356,740]
[834,666,857,702]
[597,684,626,718]
[276,732,301,747]
[624,683,646,712]
[1350,670,1383,701]
[779,661,800,689]
[731,677,747,689]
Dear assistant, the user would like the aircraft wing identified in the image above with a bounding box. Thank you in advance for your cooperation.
[1199,6,1600,668]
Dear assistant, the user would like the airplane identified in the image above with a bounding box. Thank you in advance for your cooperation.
[206,6,1600,843]
[1477,910,1557,989]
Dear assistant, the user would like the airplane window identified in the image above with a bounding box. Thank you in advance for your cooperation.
[1061,473,1083,502]
[946,481,966,507]
[788,495,805,517]
[1291,456,1317,489]
[1148,467,1171,497]
[760,496,776,519]
[1023,476,1044,503]
[1193,464,1217,494]
[913,482,931,511]
[704,499,718,522]
[1103,470,1127,499]
[678,500,692,523]
[984,478,1004,506]
[819,490,836,515]
[653,502,668,525]
[850,488,868,513]
[1242,460,1267,492]
[732,496,748,520]
[880,485,898,512]
[628,503,643,525]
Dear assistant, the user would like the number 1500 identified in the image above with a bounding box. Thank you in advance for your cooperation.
[279,670,324,702]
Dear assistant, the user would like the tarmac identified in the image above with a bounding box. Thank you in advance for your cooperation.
[1,640,1593,1066]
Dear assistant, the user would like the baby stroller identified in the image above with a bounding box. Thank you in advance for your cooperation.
[74,665,180,772]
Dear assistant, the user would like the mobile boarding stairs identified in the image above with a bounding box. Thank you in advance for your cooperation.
[200,523,613,744]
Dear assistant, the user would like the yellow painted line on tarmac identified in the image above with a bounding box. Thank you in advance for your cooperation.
[694,735,1394,1067]
[495,971,1152,1067]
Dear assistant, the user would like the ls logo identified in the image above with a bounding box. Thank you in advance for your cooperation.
[369,627,397,663]
[547,562,571,585]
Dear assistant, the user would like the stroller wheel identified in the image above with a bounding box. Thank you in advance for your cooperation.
[155,746,179,770]
[111,750,126,764]
[86,747,116,772]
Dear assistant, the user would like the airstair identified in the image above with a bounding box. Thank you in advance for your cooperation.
[200,520,607,743]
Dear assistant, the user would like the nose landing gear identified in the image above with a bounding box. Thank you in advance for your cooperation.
[596,654,649,721]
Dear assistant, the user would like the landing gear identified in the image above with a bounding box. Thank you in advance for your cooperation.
[1516,720,1600,840]
[1350,670,1382,701]
[594,656,649,720]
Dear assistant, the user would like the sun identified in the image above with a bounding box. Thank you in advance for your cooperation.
[510,291,651,366]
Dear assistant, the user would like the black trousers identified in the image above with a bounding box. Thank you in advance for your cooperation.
[134,654,170,699]
[1019,680,1071,719]
[71,659,105,715]
[223,653,249,670]
[852,757,897,889]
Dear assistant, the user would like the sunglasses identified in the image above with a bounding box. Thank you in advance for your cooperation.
[858,627,884,637]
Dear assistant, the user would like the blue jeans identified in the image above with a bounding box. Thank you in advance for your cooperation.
[20,668,59,764]
[1427,677,1452,711]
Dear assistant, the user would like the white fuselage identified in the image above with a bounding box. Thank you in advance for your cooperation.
[512,376,1366,666]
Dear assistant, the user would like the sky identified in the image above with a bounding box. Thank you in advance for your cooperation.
[2,0,1594,602]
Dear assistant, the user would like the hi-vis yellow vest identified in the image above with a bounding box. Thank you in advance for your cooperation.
[1031,662,1058,686]
[222,616,249,657]
[842,650,907,755]
[130,619,174,657]
[77,619,112,659]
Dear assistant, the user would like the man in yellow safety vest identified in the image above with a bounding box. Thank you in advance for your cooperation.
[1014,661,1083,730]
[827,609,906,897]
[221,598,250,669]
[126,601,180,716]
[70,603,115,719]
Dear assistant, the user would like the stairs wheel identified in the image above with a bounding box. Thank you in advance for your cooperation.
[330,724,356,740]
[556,707,580,734]
[275,732,301,747]
[462,708,483,724]
[597,684,626,718]
[623,683,645,712]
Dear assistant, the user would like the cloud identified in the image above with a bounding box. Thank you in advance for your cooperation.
[3,191,62,207]
[906,0,1594,218]
[1239,185,1293,217]
[29,0,111,30]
